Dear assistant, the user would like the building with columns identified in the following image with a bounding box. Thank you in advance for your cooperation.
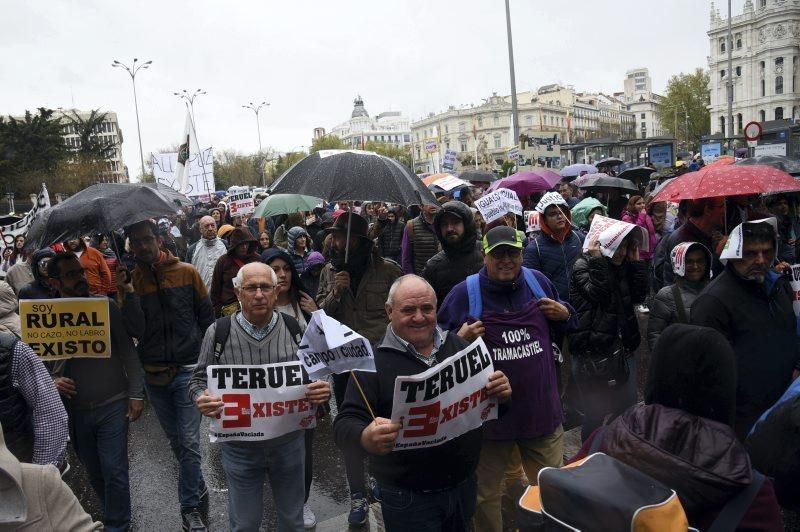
[707,0,800,137]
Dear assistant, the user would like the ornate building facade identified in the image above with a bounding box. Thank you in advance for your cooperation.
[707,0,800,136]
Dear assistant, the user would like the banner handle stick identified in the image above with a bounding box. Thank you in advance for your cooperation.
[349,369,376,421]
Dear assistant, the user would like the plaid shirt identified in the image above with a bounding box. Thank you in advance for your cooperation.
[11,341,69,465]
[235,311,279,341]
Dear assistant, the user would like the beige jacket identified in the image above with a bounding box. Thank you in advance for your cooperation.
[316,249,402,344]
[0,424,101,531]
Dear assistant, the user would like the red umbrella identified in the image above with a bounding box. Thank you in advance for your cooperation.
[487,171,554,199]
[652,164,800,202]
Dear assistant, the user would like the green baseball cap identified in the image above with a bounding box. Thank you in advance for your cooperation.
[482,226,524,254]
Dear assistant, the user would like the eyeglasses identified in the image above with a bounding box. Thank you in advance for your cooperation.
[240,284,275,294]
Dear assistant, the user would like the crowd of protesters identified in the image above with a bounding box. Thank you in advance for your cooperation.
[0,164,799,532]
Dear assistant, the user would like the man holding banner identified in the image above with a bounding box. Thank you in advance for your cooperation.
[334,275,511,532]
[190,262,330,532]
[45,252,144,532]
[437,226,576,532]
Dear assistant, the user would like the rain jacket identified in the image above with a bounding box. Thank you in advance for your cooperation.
[570,197,607,232]
[316,247,402,344]
[691,264,800,439]
[423,201,483,304]
[523,210,584,303]
[572,404,782,531]
[79,245,114,296]
[0,282,21,338]
[210,228,261,314]
[567,254,647,358]
[372,211,405,263]
[17,249,56,302]
[285,226,310,273]
[123,251,215,366]
[621,210,657,260]
[300,251,326,300]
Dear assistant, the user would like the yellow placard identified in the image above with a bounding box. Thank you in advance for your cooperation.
[19,298,111,361]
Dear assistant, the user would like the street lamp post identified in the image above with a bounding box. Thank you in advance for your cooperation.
[174,89,206,128]
[112,58,151,182]
[242,101,270,187]
[504,0,519,147]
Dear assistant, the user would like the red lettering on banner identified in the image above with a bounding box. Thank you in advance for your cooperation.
[403,402,441,437]
[440,403,456,422]
[222,393,252,428]
[253,402,266,418]
[438,388,492,425]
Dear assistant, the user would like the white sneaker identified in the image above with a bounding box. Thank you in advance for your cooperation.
[303,503,316,529]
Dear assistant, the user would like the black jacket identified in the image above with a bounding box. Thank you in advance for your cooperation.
[18,248,56,301]
[333,329,484,491]
[567,254,647,358]
[691,265,800,439]
[423,201,483,304]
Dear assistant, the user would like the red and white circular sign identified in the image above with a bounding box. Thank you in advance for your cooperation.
[743,121,762,141]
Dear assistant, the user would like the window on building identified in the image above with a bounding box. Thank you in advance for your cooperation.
[761,79,765,97]
[444,125,449,133]
[458,122,466,133]
[736,33,742,49]
[641,121,646,129]
[758,0,766,7]
[775,107,784,120]
[477,116,483,127]
[720,69,726,79]
[719,38,726,53]
[460,141,467,152]
[737,113,743,133]
[776,57,784,71]
[493,115,499,126]
[736,66,741,76]
[794,57,798,91]
[494,135,501,148]
[416,146,421,159]
[403,134,410,143]
[445,142,450,150]
[641,130,647,139]
[641,113,646,119]
[719,116,726,134]
[776,76,783,94]
[760,109,766,122]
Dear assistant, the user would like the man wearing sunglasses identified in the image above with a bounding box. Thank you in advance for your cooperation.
[438,225,577,532]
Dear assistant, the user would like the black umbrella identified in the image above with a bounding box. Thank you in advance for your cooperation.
[596,157,624,169]
[736,155,800,176]
[25,183,180,250]
[142,182,193,207]
[578,175,639,193]
[459,168,497,183]
[618,166,657,181]
[270,150,437,206]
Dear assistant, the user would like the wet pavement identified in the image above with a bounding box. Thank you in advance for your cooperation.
[61,313,650,531]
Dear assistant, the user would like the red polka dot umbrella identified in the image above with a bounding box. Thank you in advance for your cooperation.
[651,164,800,202]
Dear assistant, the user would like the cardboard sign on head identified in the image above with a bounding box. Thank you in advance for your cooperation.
[720,217,778,264]
[582,215,648,259]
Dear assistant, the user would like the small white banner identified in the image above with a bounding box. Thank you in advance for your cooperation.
[425,140,438,154]
[475,189,523,224]
[297,310,376,380]
[229,192,255,216]
[390,338,497,451]
[443,149,458,170]
[207,362,316,442]
[582,214,649,258]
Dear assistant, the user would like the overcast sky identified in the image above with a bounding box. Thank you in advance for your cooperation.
[2,0,735,180]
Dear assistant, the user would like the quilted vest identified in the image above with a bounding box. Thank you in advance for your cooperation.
[411,216,441,275]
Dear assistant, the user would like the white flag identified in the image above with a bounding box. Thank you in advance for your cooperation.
[0,183,50,252]
[174,110,202,195]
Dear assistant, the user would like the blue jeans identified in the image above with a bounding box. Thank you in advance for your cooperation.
[70,398,130,532]
[379,474,478,532]
[145,367,205,511]
[573,356,638,441]
[220,431,305,532]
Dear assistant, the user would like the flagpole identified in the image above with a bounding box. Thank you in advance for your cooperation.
[185,103,212,201]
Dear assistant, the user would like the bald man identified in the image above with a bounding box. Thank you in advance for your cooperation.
[187,215,228,290]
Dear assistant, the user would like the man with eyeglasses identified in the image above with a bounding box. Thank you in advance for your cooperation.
[117,219,214,532]
[190,262,330,531]
[47,252,144,532]
[438,226,577,532]
[334,274,511,531]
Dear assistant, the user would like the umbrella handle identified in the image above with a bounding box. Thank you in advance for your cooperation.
[344,210,352,264]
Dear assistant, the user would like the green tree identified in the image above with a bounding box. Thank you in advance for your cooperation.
[213,150,261,190]
[266,151,306,184]
[64,109,116,161]
[309,135,347,153]
[363,140,413,168]
[656,69,710,151]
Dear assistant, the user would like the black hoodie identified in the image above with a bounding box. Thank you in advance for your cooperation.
[423,201,483,304]
[18,248,56,300]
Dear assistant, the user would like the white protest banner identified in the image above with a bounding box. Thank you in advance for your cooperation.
[425,140,438,154]
[151,148,216,198]
[582,214,648,258]
[475,189,523,224]
[442,149,458,171]
[434,175,468,192]
[508,147,519,161]
[790,264,800,316]
[390,338,497,451]
[0,183,50,253]
[19,298,111,361]
[207,361,317,443]
[524,211,541,234]
[297,310,376,380]
[229,192,254,216]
